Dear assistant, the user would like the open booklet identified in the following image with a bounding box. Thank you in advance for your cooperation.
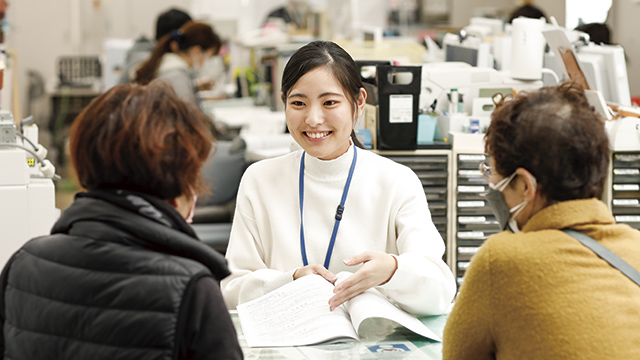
[237,271,441,347]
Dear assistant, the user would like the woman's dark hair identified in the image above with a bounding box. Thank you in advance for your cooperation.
[155,8,192,41]
[69,80,214,200]
[281,40,365,148]
[485,81,610,202]
[135,21,220,85]
[509,4,547,23]
[575,23,612,45]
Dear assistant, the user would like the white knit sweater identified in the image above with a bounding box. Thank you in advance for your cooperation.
[221,145,456,316]
[156,53,197,105]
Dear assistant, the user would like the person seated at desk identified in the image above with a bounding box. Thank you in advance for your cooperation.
[0,81,242,360]
[443,82,640,359]
[221,40,456,316]
[264,0,310,31]
[118,7,192,85]
[134,21,221,107]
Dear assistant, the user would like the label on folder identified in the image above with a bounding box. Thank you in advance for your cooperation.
[613,199,639,206]
[614,168,640,175]
[389,95,414,123]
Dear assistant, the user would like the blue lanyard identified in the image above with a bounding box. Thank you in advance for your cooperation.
[299,144,358,268]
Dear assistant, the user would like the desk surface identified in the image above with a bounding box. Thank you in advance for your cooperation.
[231,311,447,360]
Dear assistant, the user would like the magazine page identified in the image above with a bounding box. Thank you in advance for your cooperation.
[341,277,442,342]
[237,274,359,347]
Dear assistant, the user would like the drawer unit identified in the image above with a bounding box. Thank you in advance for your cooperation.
[454,154,499,288]
[382,152,451,263]
[611,152,640,229]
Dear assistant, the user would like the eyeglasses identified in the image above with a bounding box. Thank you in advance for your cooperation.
[491,91,515,106]
[478,161,492,179]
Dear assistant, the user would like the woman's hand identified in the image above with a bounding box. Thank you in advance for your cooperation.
[329,251,398,311]
[195,76,215,91]
[293,264,338,283]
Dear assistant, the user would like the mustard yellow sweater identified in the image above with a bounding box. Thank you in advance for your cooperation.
[443,198,640,359]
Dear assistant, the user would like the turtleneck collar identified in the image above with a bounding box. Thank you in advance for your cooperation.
[303,142,356,181]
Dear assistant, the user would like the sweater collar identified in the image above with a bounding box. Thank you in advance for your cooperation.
[303,142,356,181]
[522,198,615,232]
[158,52,190,73]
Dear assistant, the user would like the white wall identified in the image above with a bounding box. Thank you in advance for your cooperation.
[190,0,389,39]
[450,0,564,27]
[7,0,189,117]
[536,0,564,26]
[610,0,640,97]
[449,0,511,26]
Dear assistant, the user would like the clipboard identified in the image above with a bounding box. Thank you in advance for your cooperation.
[542,28,592,89]
[558,46,589,89]
[542,28,639,119]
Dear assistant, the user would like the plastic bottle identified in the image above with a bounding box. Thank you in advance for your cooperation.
[450,88,459,114]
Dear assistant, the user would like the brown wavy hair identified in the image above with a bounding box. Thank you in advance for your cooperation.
[484,81,610,202]
[69,80,214,199]
[135,21,220,85]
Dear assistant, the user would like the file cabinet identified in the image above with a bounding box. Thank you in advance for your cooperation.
[609,152,640,229]
[453,154,499,287]
[379,150,452,264]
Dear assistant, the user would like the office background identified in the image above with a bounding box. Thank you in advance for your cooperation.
[6,0,638,119]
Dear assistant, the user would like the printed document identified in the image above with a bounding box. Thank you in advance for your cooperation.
[237,272,441,347]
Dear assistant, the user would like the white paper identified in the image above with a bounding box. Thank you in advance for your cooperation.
[389,94,414,123]
[238,275,358,347]
[345,288,441,342]
[237,272,442,348]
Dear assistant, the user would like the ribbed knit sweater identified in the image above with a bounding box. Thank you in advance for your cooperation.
[222,145,456,316]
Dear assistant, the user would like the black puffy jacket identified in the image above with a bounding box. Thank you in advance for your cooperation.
[0,190,242,360]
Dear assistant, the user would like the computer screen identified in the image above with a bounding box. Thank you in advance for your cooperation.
[577,44,631,106]
[445,44,479,67]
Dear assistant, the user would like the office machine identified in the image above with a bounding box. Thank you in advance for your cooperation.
[543,28,631,106]
[419,62,542,138]
[576,43,631,106]
[442,32,494,69]
[465,17,504,39]
[0,112,59,267]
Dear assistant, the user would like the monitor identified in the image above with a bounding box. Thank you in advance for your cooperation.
[543,28,631,106]
[577,44,631,106]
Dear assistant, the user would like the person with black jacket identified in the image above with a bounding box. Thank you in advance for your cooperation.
[0,80,243,360]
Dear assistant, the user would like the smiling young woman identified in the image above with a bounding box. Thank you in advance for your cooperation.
[283,66,366,160]
[221,40,456,317]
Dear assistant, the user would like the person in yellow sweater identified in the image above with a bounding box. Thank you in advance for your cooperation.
[443,82,640,359]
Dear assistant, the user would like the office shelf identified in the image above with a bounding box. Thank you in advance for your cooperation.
[610,152,640,229]
[453,153,499,287]
[378,150,452,266]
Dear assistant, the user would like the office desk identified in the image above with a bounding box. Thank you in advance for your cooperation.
[231,311,447,360]
[203,98,287,135]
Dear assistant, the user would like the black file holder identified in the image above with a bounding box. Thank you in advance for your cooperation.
[376,65,421,150]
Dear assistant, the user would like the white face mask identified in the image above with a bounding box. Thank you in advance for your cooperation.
[191,53,203,73]
[186,193,198,224]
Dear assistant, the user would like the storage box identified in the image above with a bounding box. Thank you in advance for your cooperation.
[376,65,422,150]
